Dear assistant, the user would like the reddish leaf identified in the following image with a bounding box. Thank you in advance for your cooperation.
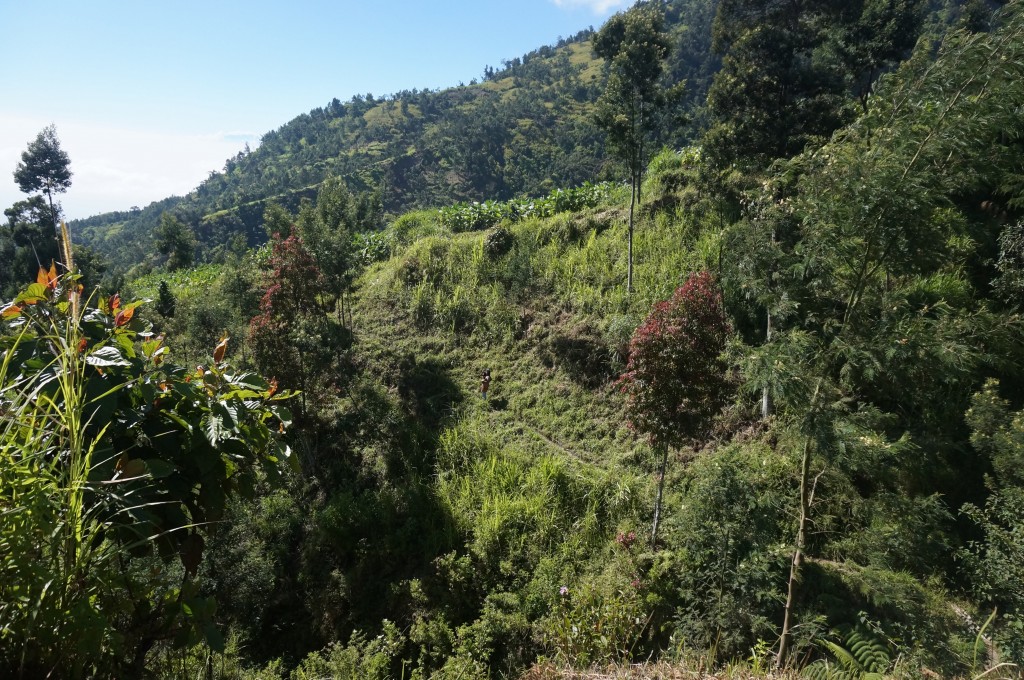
[213,335,229,363]
[37,262,58,290]
[114,307,134,327]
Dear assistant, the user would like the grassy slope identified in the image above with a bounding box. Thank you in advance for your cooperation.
[324,158,735,675]
[349,158,714,472]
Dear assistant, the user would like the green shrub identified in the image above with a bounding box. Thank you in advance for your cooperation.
[292,621,405,680]
[484,226,515,258]
[540,578,650,667]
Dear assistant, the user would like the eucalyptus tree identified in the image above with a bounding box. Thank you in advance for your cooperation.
[296,175,357,320]
[593,1,671,293]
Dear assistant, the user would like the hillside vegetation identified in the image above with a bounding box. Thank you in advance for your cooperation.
[65,0,739,274]
[3,0,1024,678]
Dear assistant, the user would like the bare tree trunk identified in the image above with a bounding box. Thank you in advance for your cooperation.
[628,178,636,294]
[777,380,821,668]
[45,187,62,261]
[762,307,773,417]
[777,433,810,667]
[650,444,668,549]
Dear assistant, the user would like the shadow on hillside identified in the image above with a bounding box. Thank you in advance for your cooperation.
[397,354,464,432]
[537,321,615,389]
[242,366,465,663]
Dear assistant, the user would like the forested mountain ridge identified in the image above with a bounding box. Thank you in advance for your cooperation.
[67,0,720,270]
[69,0,987,279]
[67,0,983,278]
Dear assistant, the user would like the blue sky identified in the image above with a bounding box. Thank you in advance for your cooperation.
[0,0,630,219]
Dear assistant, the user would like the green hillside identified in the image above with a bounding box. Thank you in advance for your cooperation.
[4,0,1024,677]
[68,0,722,271]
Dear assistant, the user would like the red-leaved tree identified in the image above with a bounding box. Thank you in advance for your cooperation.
[249,228,331,416]
[617,271,731,546]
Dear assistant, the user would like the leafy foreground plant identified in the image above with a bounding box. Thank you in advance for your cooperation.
[0,263,294,677]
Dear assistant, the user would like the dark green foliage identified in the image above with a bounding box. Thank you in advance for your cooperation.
[1,196,60,297]
[355,230,393,265]
[70,243,108,294]
[13,124,72,229]
[704,0,925,176]
[542,577,649,667]
[154,212,197,271]
[593,1,672,290]
[156,279,176,317]
[961,380,1024,663]
[804,622,891,679]
[483,226,514,259]
[725,2,1024,667]
[295,176,361,311]
[24,2,1024,676]
[993,220,1024,303]
[658,442,792,659]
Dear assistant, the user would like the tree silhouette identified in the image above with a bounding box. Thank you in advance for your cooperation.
[14,125,72,235]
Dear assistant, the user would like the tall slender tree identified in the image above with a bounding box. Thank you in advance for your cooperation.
[13,125,72,237]
[593,1,671,293]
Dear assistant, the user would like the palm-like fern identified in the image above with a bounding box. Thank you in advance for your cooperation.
[804,623,891,680]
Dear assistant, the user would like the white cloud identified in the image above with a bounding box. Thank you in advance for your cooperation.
[0,115,258,220]
[550,0,630,14]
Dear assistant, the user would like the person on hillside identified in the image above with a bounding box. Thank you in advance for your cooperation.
[481,368,491,400]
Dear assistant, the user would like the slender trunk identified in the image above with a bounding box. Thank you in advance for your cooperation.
[46,187,60,259]
[777,434,810,667]
[628,177,636,294]
[763,225,777,418]
[762,307,773,418]
[777,380,822,668]
[650,444,668,549]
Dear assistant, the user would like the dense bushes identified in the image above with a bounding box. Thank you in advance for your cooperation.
[438,182,615,233]
[0,269,293,677]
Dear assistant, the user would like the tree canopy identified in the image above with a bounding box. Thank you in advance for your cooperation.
[14,124,72,229]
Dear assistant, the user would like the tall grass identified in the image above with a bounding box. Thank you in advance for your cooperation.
[0,284,122,676]
[378,172,717,349]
